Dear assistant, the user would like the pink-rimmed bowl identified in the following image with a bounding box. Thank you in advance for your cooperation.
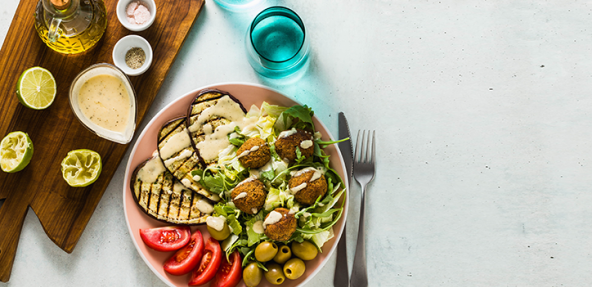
[123,83,349,287]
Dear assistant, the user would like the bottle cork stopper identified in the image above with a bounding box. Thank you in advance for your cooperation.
[50,0,70,10]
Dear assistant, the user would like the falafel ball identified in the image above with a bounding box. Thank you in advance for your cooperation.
[237,137,271,169]
[289,168,328,206]
[274,129,314,162]
[231,178,266,215]
[264,208,297,241]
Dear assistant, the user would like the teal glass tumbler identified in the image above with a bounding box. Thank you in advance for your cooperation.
[214,0,263,12]
[245,6,310,79]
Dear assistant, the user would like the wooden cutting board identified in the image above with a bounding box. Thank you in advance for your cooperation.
[0,0,204,282]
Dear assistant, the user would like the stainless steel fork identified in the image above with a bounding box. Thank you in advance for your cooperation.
[350,130,376,287]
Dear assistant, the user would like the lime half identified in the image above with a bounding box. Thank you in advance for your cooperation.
[16,67,57,110]
[0,131,34,173]
[61,149,102,187]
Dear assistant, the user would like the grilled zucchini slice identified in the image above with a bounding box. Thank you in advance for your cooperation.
[130,155,215,225]
[186,89,246,166]
[157,117,218,201]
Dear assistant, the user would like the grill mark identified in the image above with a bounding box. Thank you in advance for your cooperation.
[169,152,197,174]
[154,175,163,219]
[131,158,208,225]
[164,173,173,221]
[158,118,186,142]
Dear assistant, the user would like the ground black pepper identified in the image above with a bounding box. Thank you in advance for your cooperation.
[125,47,146,69]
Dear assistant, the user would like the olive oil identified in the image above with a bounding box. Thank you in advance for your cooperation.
[34,0,107,55]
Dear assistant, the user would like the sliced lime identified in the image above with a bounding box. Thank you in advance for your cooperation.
[16,66,57,110]
[0,131,34,173]
[61,149,102,187]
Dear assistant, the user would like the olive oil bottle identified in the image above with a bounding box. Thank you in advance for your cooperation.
[34,0,107,55]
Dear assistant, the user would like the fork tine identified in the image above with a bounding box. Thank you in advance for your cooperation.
[364,130,371,163]
[360,130,367,162]
[359,130,365,162]
[354,130,362,163]
[371,130,376,164]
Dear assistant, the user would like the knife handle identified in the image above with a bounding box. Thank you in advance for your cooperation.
[333,223,349,287]
[350,187,368,287]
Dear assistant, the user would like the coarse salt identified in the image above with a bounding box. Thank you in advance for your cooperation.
[126,2,138,16]
[126,1,151,25]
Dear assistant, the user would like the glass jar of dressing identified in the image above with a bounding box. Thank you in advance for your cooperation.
[69,63,137,144]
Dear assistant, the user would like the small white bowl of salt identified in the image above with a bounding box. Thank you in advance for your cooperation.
[116,0,156,32]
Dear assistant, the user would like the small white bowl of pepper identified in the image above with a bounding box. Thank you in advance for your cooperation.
[112,35,153,76]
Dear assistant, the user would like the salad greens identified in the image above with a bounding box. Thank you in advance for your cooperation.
[196,102,347,265]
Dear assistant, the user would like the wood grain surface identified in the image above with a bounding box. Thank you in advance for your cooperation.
[0,0,204,282]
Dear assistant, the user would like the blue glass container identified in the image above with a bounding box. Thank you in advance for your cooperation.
[245,6,310,79]
[214,0,263,12]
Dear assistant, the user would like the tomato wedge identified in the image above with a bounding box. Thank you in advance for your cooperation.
[188,237,222,286]
[211,251,242,287]
[139,226,191,252]
[163,230,204,275]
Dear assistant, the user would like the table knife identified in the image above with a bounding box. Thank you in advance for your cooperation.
[334,112,353,287]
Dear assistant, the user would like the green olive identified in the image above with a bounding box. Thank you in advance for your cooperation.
[273,245,292,264]
[255,241,278,262]
[264,263,286,285]
[283,258,306,280]
[243,262,263,287]
[207,221,230,241]
[291,240,318,261]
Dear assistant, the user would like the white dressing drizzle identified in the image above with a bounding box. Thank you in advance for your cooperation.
[279,128,297,139]
[263,211,283,228]
[236,176,257,188]
[181,178,192,187]
[160,128,192,159]
[196,198,214,214]
[136,156,166,183]
[253,221,264,234]
[290,183,307,194]
[206,216,226,231]
[163,149,193,166]
[203,123,213,134]
[237,144,261,159]
[310,169,322,182]
[294,167,325,183]
[300,140,313,149]
[234,192,248,201]
[189,96,259,162]
[173,182,187,193]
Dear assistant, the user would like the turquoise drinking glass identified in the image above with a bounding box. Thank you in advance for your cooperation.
[214,0,263,12]
[245,6,310,79]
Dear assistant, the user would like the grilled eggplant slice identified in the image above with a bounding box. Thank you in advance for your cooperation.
[131,155,215,225]
[186,89,246,166]
[157,117,218,201]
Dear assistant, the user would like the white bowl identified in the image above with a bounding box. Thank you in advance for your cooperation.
[112,35,153,76]
[69,63,137,144]
[116,0,156,32]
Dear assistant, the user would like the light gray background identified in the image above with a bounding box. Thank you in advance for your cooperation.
[2,0,592,286]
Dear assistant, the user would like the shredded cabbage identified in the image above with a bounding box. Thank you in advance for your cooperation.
[264,185,296,211]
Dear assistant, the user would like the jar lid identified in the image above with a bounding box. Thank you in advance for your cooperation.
[50,0,70,10]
